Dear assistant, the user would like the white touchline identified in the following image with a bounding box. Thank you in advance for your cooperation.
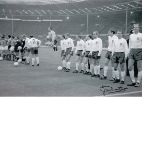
[105,91,142,97]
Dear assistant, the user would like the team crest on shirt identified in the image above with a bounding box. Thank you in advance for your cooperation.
[96,41,98,44]
[120,43,123,46]
[137,37,140,40]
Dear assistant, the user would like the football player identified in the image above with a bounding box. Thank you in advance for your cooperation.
[127,24,142,87]
[101,30,118,80]
[112,30,129,84]
[1,35,8,60]
[83,35,93,75]
[91,31,103,78]
[60,35,67,70]
[14,36,22,62]
[9,36,16,61]
[29,36,41,66]
[23,35,31,64]
[73,35,85,73]
[64,33,74,72]
[47,26,56,51]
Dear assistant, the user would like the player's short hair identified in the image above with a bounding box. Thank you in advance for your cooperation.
[87,34,92,39]
[133,23,139,28]
[65,33,70,37]
[110,30,116,34]
[8,35,11,38]
[93,31,99,35]
[89,34,93,39]
[62,35,65,39]
[30,35,33,38]
[129,29,133,34]
[78,35,82,39]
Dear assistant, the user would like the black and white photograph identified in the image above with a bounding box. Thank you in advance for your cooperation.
[0,0,142,97]
[0,1,155,155]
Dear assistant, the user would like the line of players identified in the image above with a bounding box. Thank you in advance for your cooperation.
[59,24,142,87]
[0,34,24,61]
[0,34,41,66]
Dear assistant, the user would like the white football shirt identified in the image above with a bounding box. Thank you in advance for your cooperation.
[29,38,41,48]
[114,38,128,53]
[60,39,67,51]
[107,35,118,52]
[129,32,142,49]
[91,37,103,55]
[48,30,56,41]
[76,39,85,51]
[85,39,93,52]
[66,38,74,50]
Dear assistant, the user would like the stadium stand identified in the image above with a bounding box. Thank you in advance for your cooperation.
[0,0,142,45]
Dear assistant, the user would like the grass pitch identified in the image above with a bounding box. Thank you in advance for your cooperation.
[0,47,142,97]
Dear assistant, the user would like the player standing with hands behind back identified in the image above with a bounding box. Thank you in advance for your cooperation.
[112,30,129,84]
[91,31,103,78]
[73,35,85,73]
[128,24,142,87]
[101,30,118,80]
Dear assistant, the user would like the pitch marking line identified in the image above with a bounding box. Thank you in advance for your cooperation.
[104,91,142,97]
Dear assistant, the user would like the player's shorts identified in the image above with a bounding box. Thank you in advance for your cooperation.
[85,51,90,58]
[66,47,73,56]
[92,51,101,59]
[128,48,142,61]
[31,47,38,55]
[61,50,66,57]
[105,50,112,60]
[112,52,125,64]
[76,50,83,57]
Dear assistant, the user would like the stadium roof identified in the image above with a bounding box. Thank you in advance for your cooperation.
[0,0,142,17]
[0,0,134,5]
[0,0,86,5]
